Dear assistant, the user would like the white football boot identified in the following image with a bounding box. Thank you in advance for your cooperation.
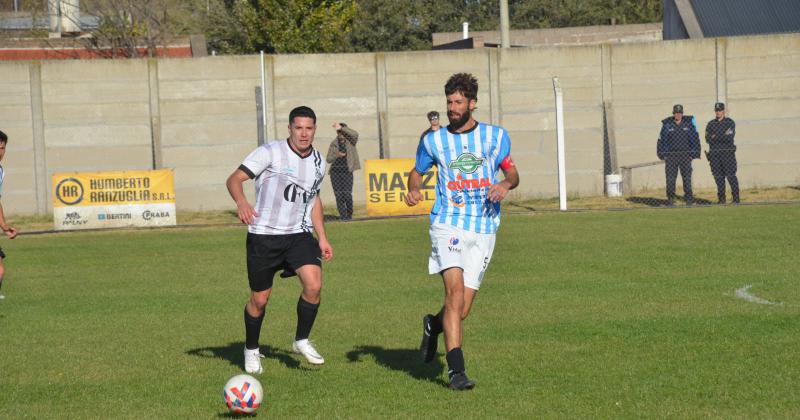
[243,347,264,374]
[292,339,324,365]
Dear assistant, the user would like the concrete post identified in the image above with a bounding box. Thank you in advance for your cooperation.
[500,0,510,48]
[264,55,277,140]
[601,44,613,103]
[488,49,501,125]
[715,37,727,105]
[147,58,162,169]
[29,62,48,215]
[375,53,389,158]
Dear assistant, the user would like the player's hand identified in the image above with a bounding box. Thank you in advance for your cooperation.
[4,227,17,239]
[488,182,510,203]
[404,189,423,206]
[236,201,258,225]
[319,238,333,261]
[337,151,346,158]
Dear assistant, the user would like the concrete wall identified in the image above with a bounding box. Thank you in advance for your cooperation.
[433,23,663,47]
[0,32,798,215]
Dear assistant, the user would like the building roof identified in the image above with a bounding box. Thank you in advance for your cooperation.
[663,0,800,40]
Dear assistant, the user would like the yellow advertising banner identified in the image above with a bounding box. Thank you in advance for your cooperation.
[364,158,437,216]
[51,169,176,230]
[52,169,175,208]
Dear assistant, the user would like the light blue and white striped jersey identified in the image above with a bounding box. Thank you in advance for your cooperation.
[415,122,511,234]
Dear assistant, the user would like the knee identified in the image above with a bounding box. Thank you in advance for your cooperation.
[249,292,270,310]
[445,291,465,310]
[0,264,5,279]
[304,283,322,300]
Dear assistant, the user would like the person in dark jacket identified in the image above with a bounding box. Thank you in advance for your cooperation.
[705,102,739,204]
[419,110,441,141]
[326,122,360,220]
[657,104,701,205]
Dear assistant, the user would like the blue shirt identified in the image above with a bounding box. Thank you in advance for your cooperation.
[415,122,511,234]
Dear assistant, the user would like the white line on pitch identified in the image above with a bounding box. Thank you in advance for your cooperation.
[735,284,781,305]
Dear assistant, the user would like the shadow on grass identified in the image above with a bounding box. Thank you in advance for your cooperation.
[626,195,713,207]
[187,342,311,371]
[216,411,262,418]
[346,345,448,387]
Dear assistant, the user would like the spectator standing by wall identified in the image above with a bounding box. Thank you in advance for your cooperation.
[326,122,360,220]
[657,104,700,205]
[705,102,740,204]
[420,111,441,141]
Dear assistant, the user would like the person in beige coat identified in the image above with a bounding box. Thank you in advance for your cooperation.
[326,122,360,220]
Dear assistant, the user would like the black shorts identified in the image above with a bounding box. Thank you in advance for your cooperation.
[246,232,321,292]
[0,247,5,259]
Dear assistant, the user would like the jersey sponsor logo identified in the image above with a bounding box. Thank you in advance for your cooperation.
[283,183,311,203]
[447,153,484,174]
[447,174,492,191]
[449,193,466,208]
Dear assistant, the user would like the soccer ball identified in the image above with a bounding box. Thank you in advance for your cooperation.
[223,374,263,415]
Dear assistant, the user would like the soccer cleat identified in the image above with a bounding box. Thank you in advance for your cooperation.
[0,293,5,300]
[292,339,324,365]
[448,371,476,390]
[420,314,439,363]
[244,347,264,374]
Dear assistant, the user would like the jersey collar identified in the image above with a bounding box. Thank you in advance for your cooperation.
[286,138,315,159]
[447,121,479,135]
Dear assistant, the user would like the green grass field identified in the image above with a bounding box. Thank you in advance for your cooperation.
[1,204,799,418]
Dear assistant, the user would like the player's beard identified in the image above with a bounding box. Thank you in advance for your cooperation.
[447,108,472,131]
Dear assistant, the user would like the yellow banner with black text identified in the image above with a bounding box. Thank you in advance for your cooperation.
[364,158,437,216]
[51,169,176,230]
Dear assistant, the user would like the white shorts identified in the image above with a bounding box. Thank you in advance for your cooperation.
[428,223,496,290]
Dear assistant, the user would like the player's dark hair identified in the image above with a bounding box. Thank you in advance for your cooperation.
[445,73,478,102]
[289,106,317,125]
[0,130,7,143]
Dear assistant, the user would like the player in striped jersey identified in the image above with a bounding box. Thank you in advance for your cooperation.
[226,106,333,373]
[0,130,19,300]
[406,73,520,390]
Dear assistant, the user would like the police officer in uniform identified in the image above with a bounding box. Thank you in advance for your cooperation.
[705,102,740,204]
[657,104,701,205]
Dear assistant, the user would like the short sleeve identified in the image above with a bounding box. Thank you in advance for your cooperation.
[240,145,271,179]
[495,130,511,169]
[414,137,435,173]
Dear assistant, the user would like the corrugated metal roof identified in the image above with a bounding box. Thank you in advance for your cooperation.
[663,0,800,40]
[691,0,800,37]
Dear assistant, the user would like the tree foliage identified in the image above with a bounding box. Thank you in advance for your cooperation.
[206,0,356,54]
[21,0,662,55]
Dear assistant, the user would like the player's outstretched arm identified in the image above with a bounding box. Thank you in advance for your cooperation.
[488,165,520,203]
[311,195,333,261]
[0,202,17,239]
[405,169,424,206]
[226,169,258,225]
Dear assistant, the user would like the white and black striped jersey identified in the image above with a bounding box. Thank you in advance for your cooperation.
[0,164,5,198]
[239,139,326,235]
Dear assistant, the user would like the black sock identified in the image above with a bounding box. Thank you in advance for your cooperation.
[446,348,466,377]
[295,296,320,341]
[431,307,444,334]
[244,306,264,350]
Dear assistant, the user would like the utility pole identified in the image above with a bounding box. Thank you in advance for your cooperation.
[500,0,510,48]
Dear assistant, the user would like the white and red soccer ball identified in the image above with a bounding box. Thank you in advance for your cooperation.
[223,374,263,415]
